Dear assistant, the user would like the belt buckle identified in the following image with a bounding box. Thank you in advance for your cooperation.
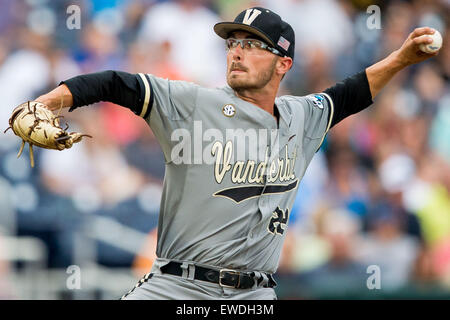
[219,268,240,288]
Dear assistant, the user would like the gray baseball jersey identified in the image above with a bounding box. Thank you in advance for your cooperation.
[137,73,333,274]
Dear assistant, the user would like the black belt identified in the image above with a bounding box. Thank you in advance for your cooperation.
[160,262,276,289]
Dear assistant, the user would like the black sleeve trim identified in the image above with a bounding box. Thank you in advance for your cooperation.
[323,70,374,128]
[60,70,151,117]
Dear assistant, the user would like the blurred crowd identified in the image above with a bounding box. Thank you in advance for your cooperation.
[0,0,449,299]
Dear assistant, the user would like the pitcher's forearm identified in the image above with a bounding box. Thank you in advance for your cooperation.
[36,71,149,115]
[35,84,74,111]
[365,50,405,99]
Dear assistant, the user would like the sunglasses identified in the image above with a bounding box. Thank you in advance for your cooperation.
[225,38,283,57]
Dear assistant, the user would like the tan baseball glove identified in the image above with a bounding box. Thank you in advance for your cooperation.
[4,101,91,167]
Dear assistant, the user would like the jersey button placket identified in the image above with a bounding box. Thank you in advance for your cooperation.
[258,150,270,211]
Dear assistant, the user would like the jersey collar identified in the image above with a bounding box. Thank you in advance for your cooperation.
[224,86,292,130]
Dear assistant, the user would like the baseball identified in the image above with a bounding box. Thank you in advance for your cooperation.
[419,29,443,53]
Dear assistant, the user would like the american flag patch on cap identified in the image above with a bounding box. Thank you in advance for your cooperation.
[277,36,290,51]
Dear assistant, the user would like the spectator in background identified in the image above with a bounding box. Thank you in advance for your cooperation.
[294,209,367,298]
[288,150,329,227]
[261,0,355,95]
[0,29,52,125]
[375,153,423,241]
[39,108,147,209]
[127,40,188,80]
[138,0,226,86]
[0,226,15,299]
[74,22,125,72]
[356,202,420,291]
[379,1,414,56]
[132,227,158,277]
[403,153,450,288]
[429,93,450,162]
[262,0,354,59]
[324,145,370,218]
[413,63,446,117]
[437,27,450,80]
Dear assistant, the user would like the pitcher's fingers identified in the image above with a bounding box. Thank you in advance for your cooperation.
[413,34,434,46]
[410,27,435,39]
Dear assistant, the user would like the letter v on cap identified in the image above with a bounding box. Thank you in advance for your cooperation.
[242,8,262,25]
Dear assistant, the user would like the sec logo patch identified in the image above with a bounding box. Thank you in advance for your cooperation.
[308,94,324,109]
[222,104,236,117]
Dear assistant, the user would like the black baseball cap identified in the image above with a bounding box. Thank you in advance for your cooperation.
[214,7,295,61]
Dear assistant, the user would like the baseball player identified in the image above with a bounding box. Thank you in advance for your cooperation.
[33,7,440,299]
